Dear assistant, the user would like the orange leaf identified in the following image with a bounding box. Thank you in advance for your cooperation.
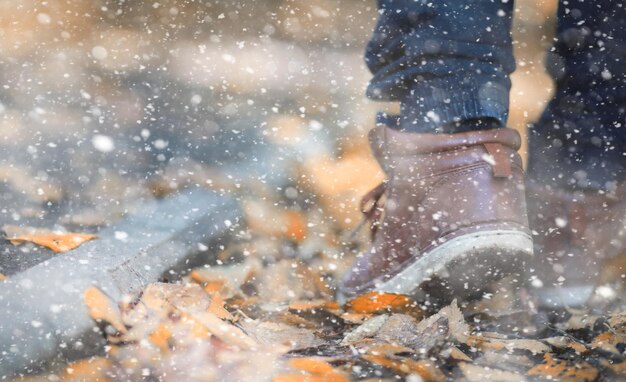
[10,231,96,252]
[528,353,598,382]
[288,358,336,375]
[274,374,348,382]
[345,291,423,318]
[0,273,6,281]
[289,300,340,312]
[63,357,111,382]
[208,293,234,321]
[284,210,307,241]
[149,323,172,351]
[83,287,127,333]
[363,355,445,382]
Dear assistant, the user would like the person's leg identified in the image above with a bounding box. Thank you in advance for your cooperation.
[527,0,625,190]
[365,0,516,132]
[341,0,531,303]
[526,0,626,308]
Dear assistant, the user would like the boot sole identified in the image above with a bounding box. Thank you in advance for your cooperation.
[373,229,533,306]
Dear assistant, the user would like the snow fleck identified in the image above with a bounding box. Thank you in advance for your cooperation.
[595,285,616,299]
[92,134,115,153]
[481,153,496,166]
[114,231,129,241]
[309,120,323,131]
[91,46,108,60]
[426,110,440,123]
[601,69,612,80]
[555,217,567,228]
[37,13,51,25]
[224,219,232,228]
[153,139,168,149]
[31,320,43,328]
[190,94,202,105]
[530,276,543,288]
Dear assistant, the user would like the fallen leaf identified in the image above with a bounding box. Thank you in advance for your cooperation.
[241,320,326,351]
[528,353,598,382]
[84,287,127,333]
[345,292,423,318]
[459,362,525,382]
[175,307,258,350]
[341,315,389,345]
[544,336,589,354]
[362,355,445,382]
[400,300,470,352]
[274,374,348,382]
[209,292,234,321]
[147,324,172,352]
[189,258,261,298]
[288,358,336,375]
[289,300,340,312]
[591,331,625,354]
[442,347,472,362]
[366,343,416,357]
[0,274,6,281]
[4,224,96,253]
[466,335,550,354]
[62,357,111,382]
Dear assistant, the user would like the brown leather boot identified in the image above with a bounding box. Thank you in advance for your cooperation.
[527,180,626,308]
[339,124,533,303]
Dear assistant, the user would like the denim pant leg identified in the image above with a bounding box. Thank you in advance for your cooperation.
[527,0,626,190]
[365,0,516,132]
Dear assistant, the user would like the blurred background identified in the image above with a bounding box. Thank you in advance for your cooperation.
[0,0,558,270]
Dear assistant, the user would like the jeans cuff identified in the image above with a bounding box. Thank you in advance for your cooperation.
[399,77,510,132]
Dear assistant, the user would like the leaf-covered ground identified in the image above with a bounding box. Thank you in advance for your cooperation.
[13,167,626,381]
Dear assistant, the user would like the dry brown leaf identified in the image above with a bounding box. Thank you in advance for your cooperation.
[341,315,389,345]
[544,336,588,354]
[591,331,626,354]
[189,258,261,298]
[209,292,234,321]
[288,358,336,375]
[274,374,348,382]
[362,355,445,382]
[340,312,371,324]
[459,362,525,382]
[289,300,340,312]
[366,343,416,357]
[148,323,172,351]
[410,300,470,349]
[83,287,127,333]
[241,320,326,351]
[175,306,257,350]
[442,347,472,362]
[4,224,96,252]
[0,274,6,281]
[528,353,598,382]
[345,292,423,318]
[466,335,550,354]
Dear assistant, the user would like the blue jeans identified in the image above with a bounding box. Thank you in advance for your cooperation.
[366,0,625,189]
